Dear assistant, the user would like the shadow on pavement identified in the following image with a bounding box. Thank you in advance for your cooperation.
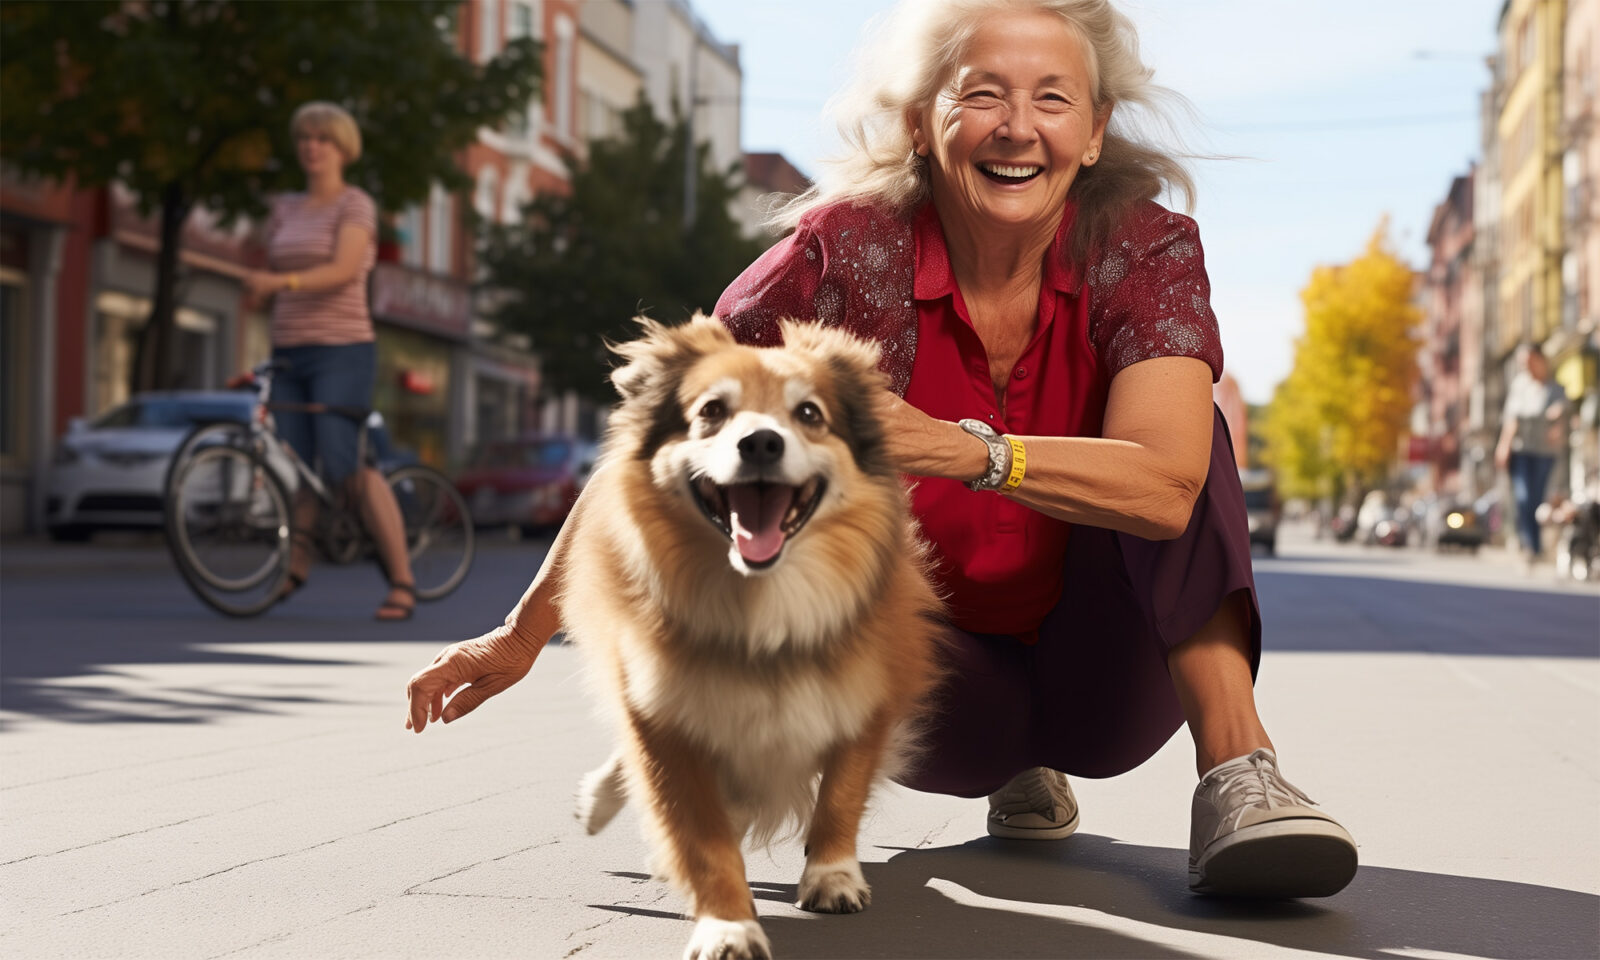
[750,835,1597,959]
[1255,569,1600,658]
[0,542,543,725]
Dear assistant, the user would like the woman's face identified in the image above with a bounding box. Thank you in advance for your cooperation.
[295,127,345,177]
[911,9,1108,237]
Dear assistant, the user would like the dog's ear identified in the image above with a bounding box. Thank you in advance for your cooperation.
[778,319,886,387]
[608,316,670,401]
[608,313,733,401]
[779,320,891,476]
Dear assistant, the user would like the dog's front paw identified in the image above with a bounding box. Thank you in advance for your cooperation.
[683,918,771,960]
[795,858,871,914]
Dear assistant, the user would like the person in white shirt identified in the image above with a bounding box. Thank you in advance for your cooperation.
[1496,345,1568,561]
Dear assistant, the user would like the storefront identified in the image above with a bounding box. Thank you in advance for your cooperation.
[90,184,251,413]
[0,170,75,535]
[467,341,541,455]
[369,262,472,469]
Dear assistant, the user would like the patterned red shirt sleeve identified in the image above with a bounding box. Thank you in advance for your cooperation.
[1087,202,1224,383]
[714,220,825,348]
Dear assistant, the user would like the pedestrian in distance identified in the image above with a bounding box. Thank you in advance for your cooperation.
[406,0,1358,902]
[243,101,418,621]
[1495,343,1569,568]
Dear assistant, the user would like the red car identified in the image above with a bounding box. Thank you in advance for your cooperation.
[454,435,597,535]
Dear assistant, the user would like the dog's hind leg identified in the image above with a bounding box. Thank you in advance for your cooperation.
[796,711,891,914]
[575,749,628,835]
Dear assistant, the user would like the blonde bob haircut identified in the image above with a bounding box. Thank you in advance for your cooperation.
[290,101,362,165]
[772,0,1198,261]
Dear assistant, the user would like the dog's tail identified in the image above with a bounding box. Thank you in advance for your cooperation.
[575,749,628,835]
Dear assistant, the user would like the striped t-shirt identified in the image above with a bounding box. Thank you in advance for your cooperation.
[265,186,378,347]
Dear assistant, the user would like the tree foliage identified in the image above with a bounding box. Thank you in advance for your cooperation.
[0,0,539,391]
[478,96,769,401]
[1263,223,1421,501]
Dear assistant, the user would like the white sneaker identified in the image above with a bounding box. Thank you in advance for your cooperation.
[987,767,1080,840]
[1189,748,1357,898]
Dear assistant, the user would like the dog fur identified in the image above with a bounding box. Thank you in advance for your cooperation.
[560,314,946,959]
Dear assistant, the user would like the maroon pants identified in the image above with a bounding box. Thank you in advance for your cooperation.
[899,406,1261,797]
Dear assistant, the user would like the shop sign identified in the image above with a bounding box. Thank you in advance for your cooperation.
[400,369,437,395]
[370,262,471,342]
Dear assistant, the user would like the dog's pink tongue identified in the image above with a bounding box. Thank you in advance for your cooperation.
[726,484,794,564]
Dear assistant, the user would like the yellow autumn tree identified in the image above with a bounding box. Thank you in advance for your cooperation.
[1264,222,1421,502]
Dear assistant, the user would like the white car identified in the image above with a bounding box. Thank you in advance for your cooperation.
[45,391,258,540]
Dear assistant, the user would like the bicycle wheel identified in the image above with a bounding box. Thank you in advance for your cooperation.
[166,445,292,617]
[164,421,253,500]
[385,464,474,600]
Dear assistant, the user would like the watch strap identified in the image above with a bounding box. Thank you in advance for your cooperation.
[958,418,1011,492]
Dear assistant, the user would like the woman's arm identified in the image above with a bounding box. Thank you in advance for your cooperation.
[877,356,1214,540]
[246,222,371,298]
[404,483,588,732]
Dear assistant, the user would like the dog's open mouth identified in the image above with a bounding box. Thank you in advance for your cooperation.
[692,476,826,568]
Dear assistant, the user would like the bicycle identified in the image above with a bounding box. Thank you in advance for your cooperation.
[163,359,475,618]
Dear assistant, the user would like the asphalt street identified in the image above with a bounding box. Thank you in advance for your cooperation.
[1,525,1596,959]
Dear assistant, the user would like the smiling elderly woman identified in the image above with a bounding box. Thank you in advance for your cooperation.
[405,0,1358,902]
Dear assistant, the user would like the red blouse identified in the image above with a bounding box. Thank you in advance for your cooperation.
[715,198,1222,637]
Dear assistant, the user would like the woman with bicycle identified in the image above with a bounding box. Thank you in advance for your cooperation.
[242,101,417,621]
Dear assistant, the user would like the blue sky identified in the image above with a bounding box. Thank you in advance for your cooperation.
[691,0,1505,403]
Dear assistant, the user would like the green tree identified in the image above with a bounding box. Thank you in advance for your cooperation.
[0,0,539,392]
[1264,222,1421,502]
[478,96,768,401]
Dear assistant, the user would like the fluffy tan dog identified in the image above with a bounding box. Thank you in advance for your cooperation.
[564,315,945,960]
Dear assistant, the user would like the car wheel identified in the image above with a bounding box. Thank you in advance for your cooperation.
[47,525,93,543]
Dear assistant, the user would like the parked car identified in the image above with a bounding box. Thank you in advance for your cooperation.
[45,391,256,540]
[453,434,598,535]
[1431,498,1489,552]
[1356,490,1408,547]
[1239,468,1279,555]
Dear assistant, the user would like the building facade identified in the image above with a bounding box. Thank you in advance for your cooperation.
[1559,0,1599,496]
[631,0,743,181]
[1495,0,1566,358]
[1423,173,1477,495]
[1412,0,1598,523]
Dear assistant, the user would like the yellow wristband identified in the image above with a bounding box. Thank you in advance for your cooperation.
[1000,435,1026,491]
[285,273,300,291]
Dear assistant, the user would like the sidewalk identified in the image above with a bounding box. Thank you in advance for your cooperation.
[1,530,1596,959]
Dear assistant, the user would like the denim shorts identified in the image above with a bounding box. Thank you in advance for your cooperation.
[269,342,376,484]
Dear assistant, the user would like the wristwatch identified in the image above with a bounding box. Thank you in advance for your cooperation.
[959,418,1011,492]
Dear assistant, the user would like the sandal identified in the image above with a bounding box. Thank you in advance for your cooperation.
[375,581,416,622]
[274,570,308,605]
[276,532,314,605]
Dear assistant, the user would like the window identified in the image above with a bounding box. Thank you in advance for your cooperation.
[553,15,575,139]
[478,0,501,63]
[400,205,424,268]
[474,166,500,221]
[1518,13,1536,78]
[428,184,453,275]
[500,164,529,224]
[0,282,21,459]
[509,0,536,40]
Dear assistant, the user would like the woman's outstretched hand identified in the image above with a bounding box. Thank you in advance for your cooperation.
[405,630,536,732]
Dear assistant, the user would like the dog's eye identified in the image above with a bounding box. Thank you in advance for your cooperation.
[795,401,823,426]
[698,398,726,421]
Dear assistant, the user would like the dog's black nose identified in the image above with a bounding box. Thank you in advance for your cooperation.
[738,429,785,466]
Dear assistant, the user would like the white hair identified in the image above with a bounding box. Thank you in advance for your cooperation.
[771,0,1198,260]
